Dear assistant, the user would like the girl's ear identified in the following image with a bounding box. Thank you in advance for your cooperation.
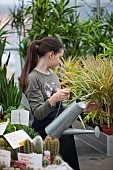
[49,51,54,59]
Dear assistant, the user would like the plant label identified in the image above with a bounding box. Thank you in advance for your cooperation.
[4,129,33,149]
[11,110,29,126]
[0,121,8,135]
[0,149,11,167]
[18,153,42,169]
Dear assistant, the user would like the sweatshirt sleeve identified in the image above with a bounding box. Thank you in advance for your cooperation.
[25,74,53,121]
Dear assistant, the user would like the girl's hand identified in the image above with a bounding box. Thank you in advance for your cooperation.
[83,102,98,113]
[48,89,70,106]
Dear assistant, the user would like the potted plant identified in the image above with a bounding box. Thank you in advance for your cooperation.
[58,56,113,156]
[61,57,113,130]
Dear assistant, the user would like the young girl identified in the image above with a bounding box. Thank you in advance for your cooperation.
[20,36,97,170]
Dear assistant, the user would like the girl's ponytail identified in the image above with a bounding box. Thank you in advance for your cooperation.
[20,40,38,91]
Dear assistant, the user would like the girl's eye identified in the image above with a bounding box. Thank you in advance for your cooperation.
[60,57,64,62]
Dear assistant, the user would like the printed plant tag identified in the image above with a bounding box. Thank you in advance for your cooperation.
[4,129,33,149]
[0,149,11,167]
[18,153,42,169]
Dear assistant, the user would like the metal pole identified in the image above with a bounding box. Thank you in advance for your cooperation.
[96,0,100,18]
[75,0,77,17]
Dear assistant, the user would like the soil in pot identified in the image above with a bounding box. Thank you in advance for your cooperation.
[101,124,113,135]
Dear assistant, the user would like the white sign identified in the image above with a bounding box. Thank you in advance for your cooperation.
[0,122,8,135]
[0,149,11,167]
[11,110,29,126]
[18,153,42,169]
[4,130,33,149]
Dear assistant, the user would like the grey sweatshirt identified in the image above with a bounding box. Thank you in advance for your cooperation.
[25,70,61,121]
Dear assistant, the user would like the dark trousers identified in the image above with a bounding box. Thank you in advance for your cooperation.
[59,134,80,170]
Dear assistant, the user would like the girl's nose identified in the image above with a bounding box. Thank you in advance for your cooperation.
[59,60,63,67]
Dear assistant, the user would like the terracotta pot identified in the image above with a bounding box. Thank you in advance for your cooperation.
[101,124,113,135]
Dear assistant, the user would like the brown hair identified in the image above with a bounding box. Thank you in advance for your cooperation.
[19,37,64,91]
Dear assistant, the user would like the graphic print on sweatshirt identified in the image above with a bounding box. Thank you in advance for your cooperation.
[44,82,60,97]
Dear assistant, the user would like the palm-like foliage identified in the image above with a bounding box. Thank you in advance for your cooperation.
[11,0,82,59]
[81,17,110,57]
[99,38,113,59]
[102,11,113,35]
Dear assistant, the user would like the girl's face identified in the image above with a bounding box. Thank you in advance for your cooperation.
[49,49,64,70]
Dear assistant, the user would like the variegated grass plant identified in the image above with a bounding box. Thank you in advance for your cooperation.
[58,57,113,127]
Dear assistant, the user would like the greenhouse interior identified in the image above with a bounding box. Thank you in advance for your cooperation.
[0,0,113,170]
